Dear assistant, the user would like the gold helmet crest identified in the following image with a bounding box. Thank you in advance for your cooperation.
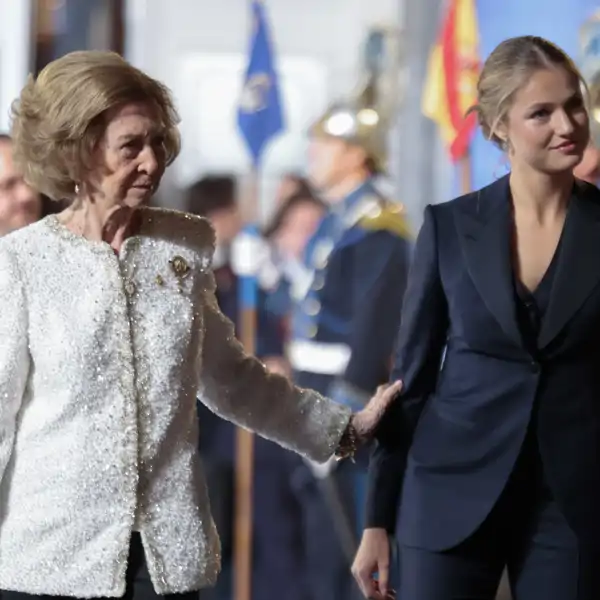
[310,27,404,173]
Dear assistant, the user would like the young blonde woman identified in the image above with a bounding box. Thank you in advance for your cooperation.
[354,35,600,600]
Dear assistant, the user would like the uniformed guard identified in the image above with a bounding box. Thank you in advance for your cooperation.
[288,28,411,600]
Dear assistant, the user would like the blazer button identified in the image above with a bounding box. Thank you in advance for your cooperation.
[530,360,540,373]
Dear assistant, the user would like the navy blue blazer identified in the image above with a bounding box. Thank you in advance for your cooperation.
[365,174,600,551]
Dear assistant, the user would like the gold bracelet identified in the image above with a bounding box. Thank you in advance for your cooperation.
[335,420,359,462]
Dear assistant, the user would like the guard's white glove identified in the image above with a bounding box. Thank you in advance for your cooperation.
[230,232,271,277]
[304,455,338,479]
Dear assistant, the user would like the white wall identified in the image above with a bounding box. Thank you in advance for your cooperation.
[125,0,404,215]
[0,0,34,133]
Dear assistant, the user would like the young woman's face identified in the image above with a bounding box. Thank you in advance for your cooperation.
[502,67,589,175]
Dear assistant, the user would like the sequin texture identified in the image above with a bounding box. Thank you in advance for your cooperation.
[0,208,351,598]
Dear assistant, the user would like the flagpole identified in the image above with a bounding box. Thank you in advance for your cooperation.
[234,1,285,596]
[421,0,479,192]
[233,169,259,600]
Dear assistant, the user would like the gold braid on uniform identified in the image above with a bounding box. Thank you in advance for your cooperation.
[358,203,412,239]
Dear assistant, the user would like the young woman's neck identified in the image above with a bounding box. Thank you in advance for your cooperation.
[509,163,573,223]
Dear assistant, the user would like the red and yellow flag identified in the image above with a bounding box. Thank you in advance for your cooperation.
[422,0,481,162]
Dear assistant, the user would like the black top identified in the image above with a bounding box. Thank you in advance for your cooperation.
[507,238,563,495]
[513,238,561,356]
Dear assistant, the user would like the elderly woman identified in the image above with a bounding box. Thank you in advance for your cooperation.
[0,51,400,600]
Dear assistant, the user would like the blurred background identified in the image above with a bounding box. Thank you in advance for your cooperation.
[2,2,600,600]
[2,0,600,221]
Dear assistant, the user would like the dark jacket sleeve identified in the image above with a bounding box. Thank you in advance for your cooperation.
[365,205,449,532]
[256,288,286,358]
[330,232,410,409]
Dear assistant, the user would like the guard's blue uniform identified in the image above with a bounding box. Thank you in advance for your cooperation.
[288,178,411,600]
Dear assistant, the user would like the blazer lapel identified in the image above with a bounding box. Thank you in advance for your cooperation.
[539,181,600,349]
[455,175,523,348]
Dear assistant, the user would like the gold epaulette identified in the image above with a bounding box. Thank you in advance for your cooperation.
[358,203,412,240]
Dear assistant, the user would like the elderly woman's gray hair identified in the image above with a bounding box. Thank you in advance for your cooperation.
[10,51,181,201]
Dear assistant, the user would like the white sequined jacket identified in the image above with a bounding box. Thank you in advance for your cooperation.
[0,209,351,598]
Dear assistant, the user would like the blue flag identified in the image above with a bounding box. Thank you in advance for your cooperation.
[237,0,284,166]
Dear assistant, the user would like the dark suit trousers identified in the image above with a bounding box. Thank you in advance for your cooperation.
[397,434,600,600]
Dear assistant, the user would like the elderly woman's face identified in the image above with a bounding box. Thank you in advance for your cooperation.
[91,102,167,208]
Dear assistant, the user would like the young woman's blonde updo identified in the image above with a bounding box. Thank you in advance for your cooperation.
[10,51,181,201]
[469,36,587,150]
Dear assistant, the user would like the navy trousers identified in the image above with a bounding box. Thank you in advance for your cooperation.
[396,435,600,600]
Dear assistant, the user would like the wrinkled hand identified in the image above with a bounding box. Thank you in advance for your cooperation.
[352,528,395,600]
[351,381,402,443]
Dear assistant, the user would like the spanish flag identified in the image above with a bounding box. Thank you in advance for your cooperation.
[422,0,481,162]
